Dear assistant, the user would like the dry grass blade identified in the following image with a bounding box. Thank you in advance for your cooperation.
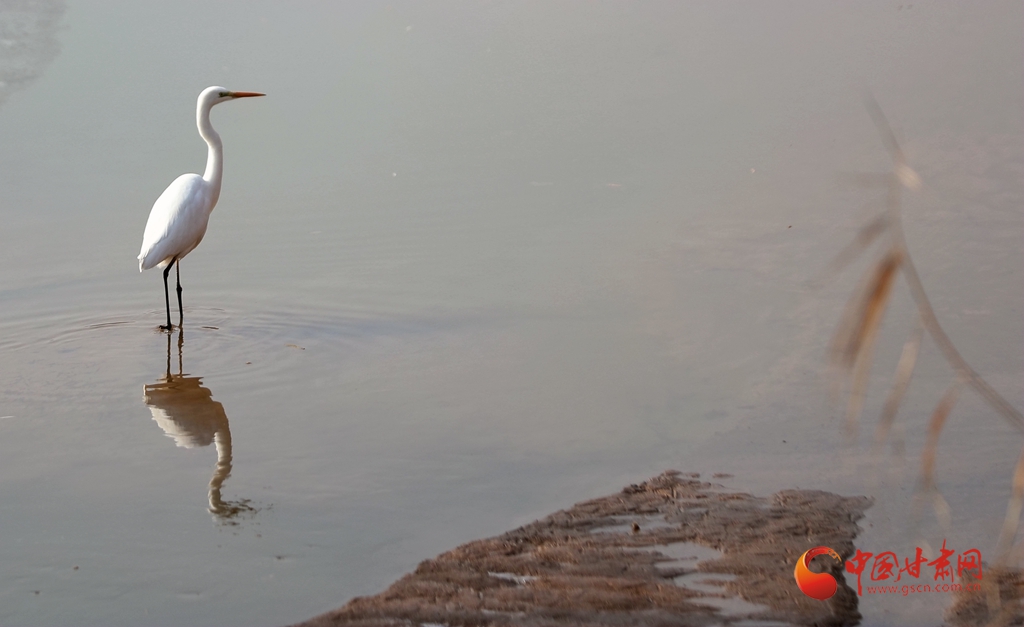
[829,251,901,372]
[828,251,902,433]
[814,212,890,287]
[873,322,924,449]
[916,379,962,529]
[997,445,1024,563]
[920,379,961,484]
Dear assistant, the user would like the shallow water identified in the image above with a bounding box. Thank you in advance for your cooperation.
[1,2,1021,625]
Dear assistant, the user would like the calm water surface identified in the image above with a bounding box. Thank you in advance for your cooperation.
[1,2,1021,625]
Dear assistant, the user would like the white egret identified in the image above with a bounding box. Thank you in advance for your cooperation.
[138,86,264,330]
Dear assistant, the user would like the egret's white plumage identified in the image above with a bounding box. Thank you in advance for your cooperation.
[138,86,263,329]
[139,173,212,271]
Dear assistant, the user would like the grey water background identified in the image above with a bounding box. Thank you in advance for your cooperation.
[0,1,1021,625]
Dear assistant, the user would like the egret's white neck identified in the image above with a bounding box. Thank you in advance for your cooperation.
[197,101,223,207]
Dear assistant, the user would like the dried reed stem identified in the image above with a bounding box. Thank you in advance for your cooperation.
[832,252,902,434]
[828,98,1024,555]
[912,378,962,530]
[920,378,962,484]
[873,321,923,449]
[865,96,1023,432]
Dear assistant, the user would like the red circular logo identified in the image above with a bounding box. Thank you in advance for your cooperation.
[794,546,842,600]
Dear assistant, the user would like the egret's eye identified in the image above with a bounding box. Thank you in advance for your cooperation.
[219,91,230,98]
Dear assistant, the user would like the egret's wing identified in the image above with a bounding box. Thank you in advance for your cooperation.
[138,174,211,271]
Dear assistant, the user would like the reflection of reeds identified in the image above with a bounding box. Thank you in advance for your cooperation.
[827,97,1024,562]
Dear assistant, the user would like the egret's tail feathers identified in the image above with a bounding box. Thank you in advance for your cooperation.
[140,252,174,272]
[138,252,161,272]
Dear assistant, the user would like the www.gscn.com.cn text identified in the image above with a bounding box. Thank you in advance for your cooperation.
[865,581,982,596]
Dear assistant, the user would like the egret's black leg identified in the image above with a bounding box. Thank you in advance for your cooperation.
[161,263,173,330]
[175,260,184,327]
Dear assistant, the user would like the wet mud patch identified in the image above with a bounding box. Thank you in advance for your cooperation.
[945,567,1024,627]
[294,470,871,627]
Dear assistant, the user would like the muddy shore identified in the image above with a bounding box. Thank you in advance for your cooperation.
[292,471,873,626]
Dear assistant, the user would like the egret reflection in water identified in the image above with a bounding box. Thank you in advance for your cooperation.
[143,329,257,524]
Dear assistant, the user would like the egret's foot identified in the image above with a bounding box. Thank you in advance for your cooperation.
[159,323,174,331]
